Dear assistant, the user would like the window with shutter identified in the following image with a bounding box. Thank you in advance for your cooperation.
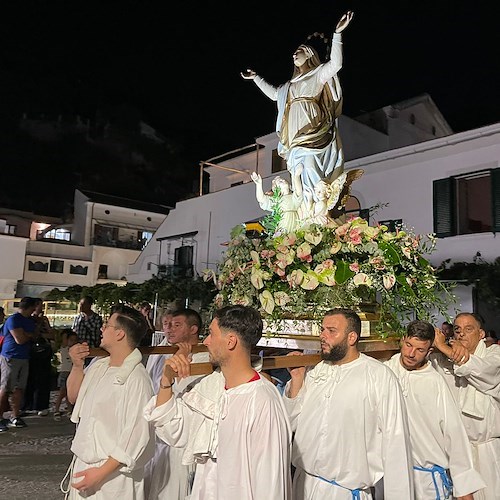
[491,168,500,233]
[434,168,499,238]
[433,177,456,237]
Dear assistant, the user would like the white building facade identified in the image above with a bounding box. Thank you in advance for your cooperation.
[1,190,170,301]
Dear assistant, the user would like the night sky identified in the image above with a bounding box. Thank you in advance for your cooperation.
[1,0,499,214]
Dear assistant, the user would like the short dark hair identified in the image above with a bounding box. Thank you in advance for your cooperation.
[61,328,78,341]
[81,295,94,306]
[173,308,202,332]
[19,297,37,311]
[140,301,151,309]
[214,305,263,352]
[454,312,484,330]
[161,309,176,320]
[406,320,435,344]
[324,308,362,342]
[112,304,148,348]
[33,298,43,306]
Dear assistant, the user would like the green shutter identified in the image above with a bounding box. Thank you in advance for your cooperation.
[491,168,500,233]
[433,177,456,238]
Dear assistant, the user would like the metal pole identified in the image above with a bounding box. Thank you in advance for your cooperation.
[153,292,159,329]
[199,162,204,197]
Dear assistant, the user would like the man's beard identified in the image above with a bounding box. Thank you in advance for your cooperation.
[209,353,220,368]
[321,339,348,362]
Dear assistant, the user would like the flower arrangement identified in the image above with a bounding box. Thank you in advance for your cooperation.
[204,216,456,336]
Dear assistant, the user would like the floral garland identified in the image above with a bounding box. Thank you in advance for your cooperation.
[204,216,456,336]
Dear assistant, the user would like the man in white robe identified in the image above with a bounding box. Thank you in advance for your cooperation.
[144,305,292,500]
[144,308,210,500]
[284,308,414,499]
[64,304,155,499]
[385,319,485,499]
[431,312,500,500]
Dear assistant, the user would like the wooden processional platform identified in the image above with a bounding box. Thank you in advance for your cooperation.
[88,316,400,376]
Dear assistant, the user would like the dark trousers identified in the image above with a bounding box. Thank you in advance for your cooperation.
[23,359,52,411]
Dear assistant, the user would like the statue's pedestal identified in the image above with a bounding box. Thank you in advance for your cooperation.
[258,315,399,361]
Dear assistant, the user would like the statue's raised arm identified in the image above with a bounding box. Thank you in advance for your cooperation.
[335,10,354,34]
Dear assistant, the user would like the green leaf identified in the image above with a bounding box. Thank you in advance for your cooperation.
[379,241,401,265]
[230,224,246,239]
[418,256,430,267]
[396,274,416,298]
[335,260,355,284]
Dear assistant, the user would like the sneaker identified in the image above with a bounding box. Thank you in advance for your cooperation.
[37,409,49,417]
[0,419,9,432]
[53,412,61,421]
[8,417,27,428]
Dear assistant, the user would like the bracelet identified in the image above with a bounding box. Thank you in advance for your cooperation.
[159,381,173,390]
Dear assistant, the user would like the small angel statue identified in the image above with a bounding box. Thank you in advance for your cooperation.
[251,165,303,234]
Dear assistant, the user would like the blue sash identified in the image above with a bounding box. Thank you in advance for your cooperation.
[413,464,452,500]
[310,472,362,499]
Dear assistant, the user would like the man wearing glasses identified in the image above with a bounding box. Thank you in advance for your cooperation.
[431,312,500,500]
[64,304,154,499]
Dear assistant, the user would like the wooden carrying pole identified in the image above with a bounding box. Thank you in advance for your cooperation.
[88,340,400,376]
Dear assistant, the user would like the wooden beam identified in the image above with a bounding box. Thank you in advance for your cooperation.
[187,355,323,376]
[87,338,400,375]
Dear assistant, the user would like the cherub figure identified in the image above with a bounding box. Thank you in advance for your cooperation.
[300,168,364,225]
[251,165,303,234]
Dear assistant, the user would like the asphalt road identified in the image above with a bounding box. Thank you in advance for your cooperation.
[0,401,75,499]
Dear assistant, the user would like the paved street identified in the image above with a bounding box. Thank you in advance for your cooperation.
[0,399,75,499]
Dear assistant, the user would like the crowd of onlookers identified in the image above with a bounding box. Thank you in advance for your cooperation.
[0,296,157,432]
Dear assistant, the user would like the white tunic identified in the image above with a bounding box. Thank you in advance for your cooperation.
[431,341,500,500]
[385,353,485,498]
[144,349,210,500]
[68,349,155,499]
[283,354,414,499]
[144,371,292,500]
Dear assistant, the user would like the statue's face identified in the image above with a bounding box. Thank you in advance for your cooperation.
[293,46,310,67]
[315,182,329,200]
[273,177,290,195]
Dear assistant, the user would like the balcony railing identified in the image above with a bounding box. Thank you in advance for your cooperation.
[157,264,194,279]
[91,236,147,250]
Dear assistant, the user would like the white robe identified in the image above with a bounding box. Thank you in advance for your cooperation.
[67,349,155,499]
[144,371,292,500]
[431,341,500,500]
[144,348,210,500]
[283,354,414,499]
[385,353,486,499]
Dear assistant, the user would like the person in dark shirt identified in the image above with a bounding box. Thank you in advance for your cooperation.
[72,296,103,348]
[0,297,37,431]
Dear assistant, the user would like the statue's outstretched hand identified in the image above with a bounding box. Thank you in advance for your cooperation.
[335,10,354,34]
[251,172,262,184]
[241,68,256,80]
